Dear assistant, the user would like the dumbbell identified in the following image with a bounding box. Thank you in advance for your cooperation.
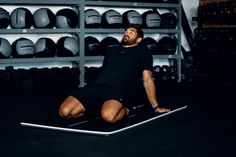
[142,37,158,55]
[169,65,178,82]
[198,2,236,23]
[0,37,12,58]
[12,38,35,58]
[0,7,10,29]
[160,65,171,81]
[153,65,162,81]
[85,36,101,56]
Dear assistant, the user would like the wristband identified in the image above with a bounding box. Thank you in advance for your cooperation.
[153,106,159,110]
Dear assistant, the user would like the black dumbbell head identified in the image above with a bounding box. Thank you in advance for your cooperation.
[56,8,78,28]
[0,7,10,28]
[0,37,12,58]
[12,38,35,58]
[85,9,101,28]
[57,36,79,57]
[101,9,122,28]
[33,8,55,28]
[10,7,33,29]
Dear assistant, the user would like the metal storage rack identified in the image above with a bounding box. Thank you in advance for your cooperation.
[0,0,182,87]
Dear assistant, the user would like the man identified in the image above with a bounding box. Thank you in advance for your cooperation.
[59,24,170,123]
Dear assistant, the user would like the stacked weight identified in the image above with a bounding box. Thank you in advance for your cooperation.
[153,59,178,83]
[0,36,79,59]
[197,1,236,27]
[84,8,177,29]
[0,66,80,91]
[0,7,79,58]
[194,1,236,84]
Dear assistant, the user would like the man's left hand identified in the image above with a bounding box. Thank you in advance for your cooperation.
[154,107,170,113]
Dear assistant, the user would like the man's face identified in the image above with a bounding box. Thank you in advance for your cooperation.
[122,27,140,46]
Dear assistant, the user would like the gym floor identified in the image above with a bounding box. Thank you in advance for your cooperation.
[0,81,235,157]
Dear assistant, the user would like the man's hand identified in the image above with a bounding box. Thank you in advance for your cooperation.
[154,107,171,113]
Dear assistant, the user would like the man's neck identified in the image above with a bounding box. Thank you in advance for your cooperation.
[122,43,138,48]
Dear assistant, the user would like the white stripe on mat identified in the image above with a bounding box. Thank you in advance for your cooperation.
[21,106,187,136]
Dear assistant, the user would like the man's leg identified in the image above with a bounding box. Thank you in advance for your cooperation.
[59,96,86,118]
[101,100,129,123]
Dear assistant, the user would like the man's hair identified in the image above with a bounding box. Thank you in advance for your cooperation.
[126,24,144,39]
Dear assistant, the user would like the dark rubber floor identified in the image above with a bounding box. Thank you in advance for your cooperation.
[0,81,235,157]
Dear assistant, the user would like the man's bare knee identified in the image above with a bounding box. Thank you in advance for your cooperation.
[60,106,72,117]
[101,108,117,123]
[101,100,124,123]
[59,96,85,118]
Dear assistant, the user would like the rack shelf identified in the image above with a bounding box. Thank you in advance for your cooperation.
[0,57,80,64]
[0,0,79,5]
[84,1,179,8]
[0,0,182,86]
[0,29,80,34]
[84,29,178,34]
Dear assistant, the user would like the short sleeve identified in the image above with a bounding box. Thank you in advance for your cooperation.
[140,46,153,71]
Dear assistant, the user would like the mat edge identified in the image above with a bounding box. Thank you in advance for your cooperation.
[21,105,187,136]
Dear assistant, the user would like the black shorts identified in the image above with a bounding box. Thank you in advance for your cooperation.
[71,84,135,112]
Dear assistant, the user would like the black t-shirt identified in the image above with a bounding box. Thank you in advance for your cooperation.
[94,45,153,89]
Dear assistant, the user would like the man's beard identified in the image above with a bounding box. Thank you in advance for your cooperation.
[121,39,130,46]
[121,36,134,46]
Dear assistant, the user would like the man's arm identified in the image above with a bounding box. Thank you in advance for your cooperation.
[142,70,170,113]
